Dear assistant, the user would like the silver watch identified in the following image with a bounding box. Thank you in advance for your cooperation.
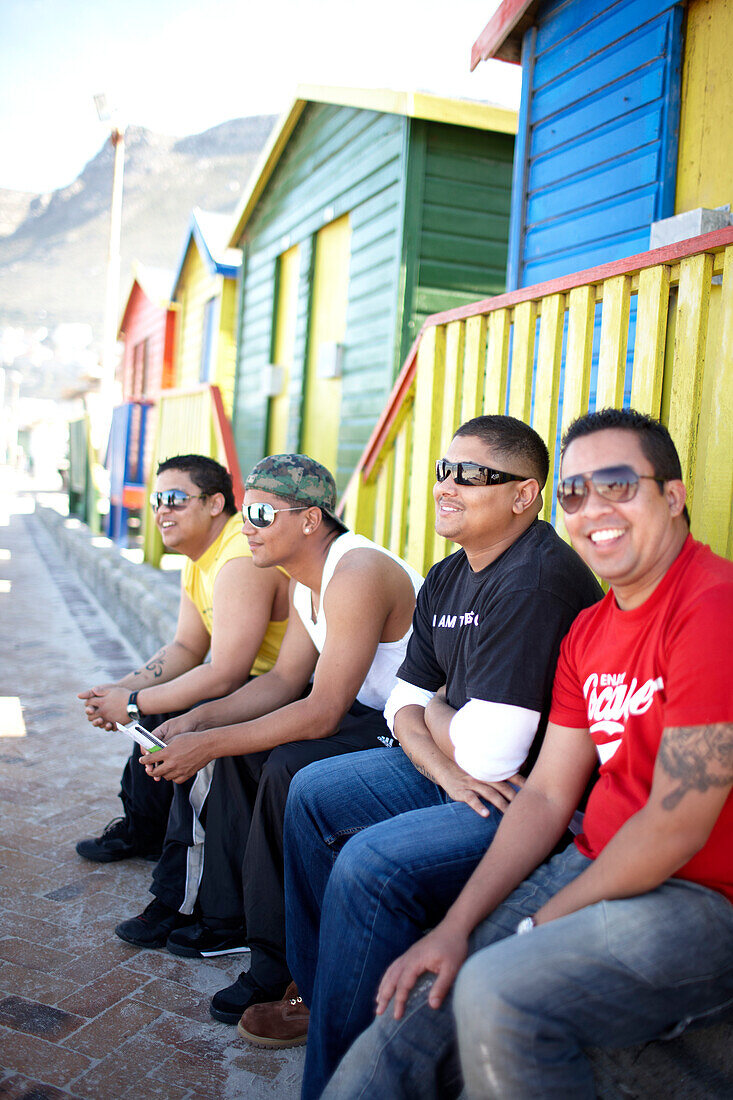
[516,915,536,935]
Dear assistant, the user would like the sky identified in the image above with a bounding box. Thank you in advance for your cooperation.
[0,0,519,195]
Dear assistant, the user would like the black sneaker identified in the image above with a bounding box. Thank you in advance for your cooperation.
[210,973,287,1025]
[115,899,195,949]
[167,921,250,959]
[76,817,162,864]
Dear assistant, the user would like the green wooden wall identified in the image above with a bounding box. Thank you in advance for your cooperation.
[398,119,515,363]
[232,103,515,490]
[233,102,408,486]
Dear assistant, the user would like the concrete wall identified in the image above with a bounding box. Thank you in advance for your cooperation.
[37,505,179,658]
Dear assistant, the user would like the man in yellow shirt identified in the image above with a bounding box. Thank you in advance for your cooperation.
[76,454,289,868]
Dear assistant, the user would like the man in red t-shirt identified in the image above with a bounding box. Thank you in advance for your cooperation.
[322,408,733,1100]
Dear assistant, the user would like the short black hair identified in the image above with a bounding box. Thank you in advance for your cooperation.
[156,454,236,515]
[453,415,550,488]
[561,407,689,523]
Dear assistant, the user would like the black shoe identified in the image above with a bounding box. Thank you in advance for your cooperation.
[210,974,287,1025]
[115,899,195,949]
[76,817,162,864]
[167,921,250,959]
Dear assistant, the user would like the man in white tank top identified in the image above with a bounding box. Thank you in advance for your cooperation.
[113,454,423,1027]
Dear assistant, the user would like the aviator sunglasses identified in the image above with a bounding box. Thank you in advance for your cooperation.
[435,459,529,487]
[557,464,665,514]
[150,490,208,511]
[243,502,308,528]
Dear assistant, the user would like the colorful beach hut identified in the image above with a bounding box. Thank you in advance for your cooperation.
[171,208,241,417]
[228,85,517,489]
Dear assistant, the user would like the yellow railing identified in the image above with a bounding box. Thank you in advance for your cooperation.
[142,383,244,564]
[342,228,733,576]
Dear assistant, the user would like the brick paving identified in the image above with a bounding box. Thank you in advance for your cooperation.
[0,473,304,1099]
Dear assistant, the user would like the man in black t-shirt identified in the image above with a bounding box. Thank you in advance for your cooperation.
[238,416,602,1098]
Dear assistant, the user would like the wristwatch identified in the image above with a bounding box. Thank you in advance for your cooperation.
[516,915,536,935]
[126,691,142,722]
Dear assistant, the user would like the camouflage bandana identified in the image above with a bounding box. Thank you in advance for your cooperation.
[244,454,348,531]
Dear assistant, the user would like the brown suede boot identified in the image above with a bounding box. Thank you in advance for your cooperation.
[236,981,309,1048]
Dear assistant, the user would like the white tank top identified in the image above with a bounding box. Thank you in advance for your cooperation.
[292,532,423,711]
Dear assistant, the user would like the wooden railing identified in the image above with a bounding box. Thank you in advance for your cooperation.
[342,227,733,575]
[143,383,244,565]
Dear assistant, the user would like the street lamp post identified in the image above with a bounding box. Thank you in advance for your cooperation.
[94,94,125,413]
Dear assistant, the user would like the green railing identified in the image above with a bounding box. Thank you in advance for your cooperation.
[342,227,733,575]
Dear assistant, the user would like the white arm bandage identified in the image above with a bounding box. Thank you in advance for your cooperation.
[384,678,436,735]
[448,699,540,782]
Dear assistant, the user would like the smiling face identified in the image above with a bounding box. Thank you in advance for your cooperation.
[433,433,538,569]
[154,469,220,558]
[560,428,688,608]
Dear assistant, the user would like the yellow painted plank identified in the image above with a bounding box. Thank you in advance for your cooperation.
[344,469,376,535]
[460,316,486,426]
[442,321,466,449]
[508,300,537,421]
[484,309,510,414]
[596,275,631,409]
[533,293,565,522]
[667,251,713,493]
[390,419,413,559]
[407,325,446,574]
[689,246,733,557]
[631,265,670,415]
[435,320,466,564]
[373,447,395,549]
[561,285,595,433]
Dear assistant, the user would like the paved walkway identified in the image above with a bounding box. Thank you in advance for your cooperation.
[0,471,304,1099]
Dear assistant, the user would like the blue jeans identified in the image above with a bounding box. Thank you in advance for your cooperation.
[283,748,505,1100]
[323,845,733,1099]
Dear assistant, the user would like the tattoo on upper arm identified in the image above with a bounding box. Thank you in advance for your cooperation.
[658,723,733,810]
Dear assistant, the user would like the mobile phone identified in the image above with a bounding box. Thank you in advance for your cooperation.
[116,721,166,753]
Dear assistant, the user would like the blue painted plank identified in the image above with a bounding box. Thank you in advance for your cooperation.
[527,147,660,223]
[534,0,680,87]
[529,103,664,191]
[531,63,665,158]
[531,19,670,124]
[524,187,657,258]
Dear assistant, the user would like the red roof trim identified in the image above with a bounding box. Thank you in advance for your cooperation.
[471,0,537,69]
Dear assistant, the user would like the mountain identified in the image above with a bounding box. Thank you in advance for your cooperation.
[0,115,276,340]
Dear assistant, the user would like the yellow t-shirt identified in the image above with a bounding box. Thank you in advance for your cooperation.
[182,513,287,676]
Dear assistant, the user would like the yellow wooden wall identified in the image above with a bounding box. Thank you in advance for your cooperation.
[300,214,352,473]
[675,0,733,212]
[674,0,733,534]
[267,244,301,454]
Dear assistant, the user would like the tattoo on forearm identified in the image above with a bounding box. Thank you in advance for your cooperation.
[658,723,733,810]
[404,748,438,786]
[144,647,169,679]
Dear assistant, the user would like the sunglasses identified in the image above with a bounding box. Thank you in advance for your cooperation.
[435,459,528,487]
[150,490,207,511]
[243,502,307,528]
[557,465,665,514]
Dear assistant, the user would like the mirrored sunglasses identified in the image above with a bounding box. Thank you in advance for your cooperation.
[243,502,307,528]
[557,465,665,514]
[435,459,528,487]
[150,490,207,511]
